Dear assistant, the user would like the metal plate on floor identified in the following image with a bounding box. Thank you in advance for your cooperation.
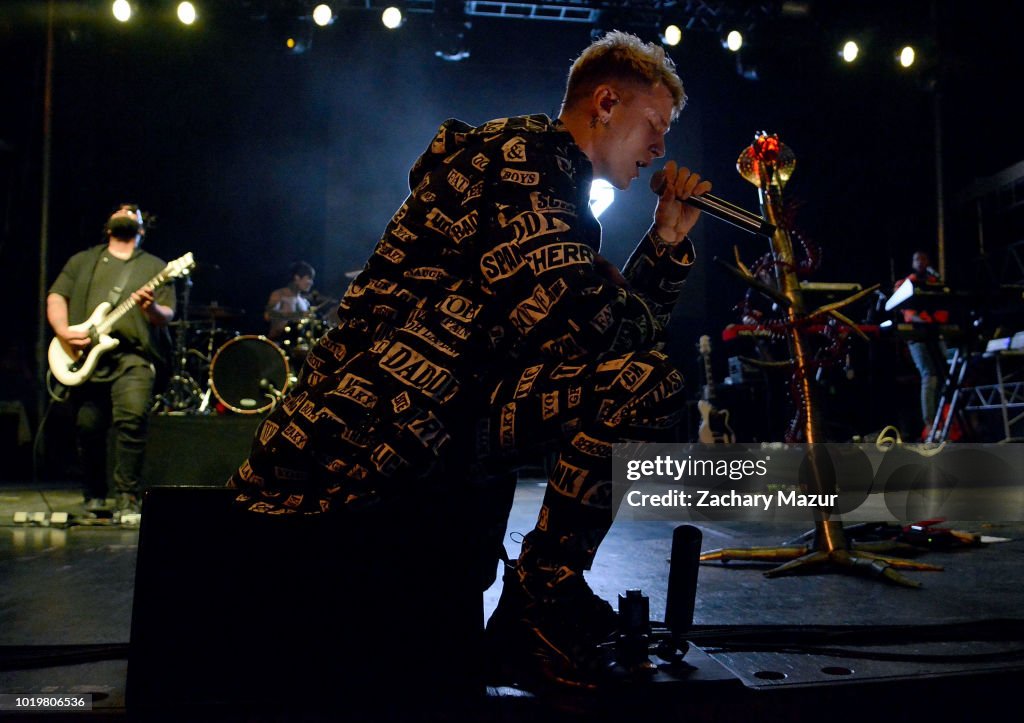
[705,640,1024,688]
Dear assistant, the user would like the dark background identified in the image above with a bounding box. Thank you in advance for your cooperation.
[2,1,1022,453]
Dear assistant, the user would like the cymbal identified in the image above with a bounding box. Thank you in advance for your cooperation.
[186,304,245,320]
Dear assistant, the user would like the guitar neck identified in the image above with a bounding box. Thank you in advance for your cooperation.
[96,271,170,335]
[702,352,715,401]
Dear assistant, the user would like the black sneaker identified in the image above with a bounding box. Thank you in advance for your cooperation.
[486,566,618,690]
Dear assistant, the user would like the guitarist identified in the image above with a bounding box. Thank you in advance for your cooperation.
[46,204,175,523]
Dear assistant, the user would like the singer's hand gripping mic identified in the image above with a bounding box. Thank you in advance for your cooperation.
[651,170,776,238]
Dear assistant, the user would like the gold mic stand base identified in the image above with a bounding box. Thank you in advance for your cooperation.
[700,521,944,589]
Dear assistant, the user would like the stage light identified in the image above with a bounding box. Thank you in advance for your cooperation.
[662,24,681,47]
[312,4,334,27]
[898,45,916,68]
[382,7,404,30]
[284,31,312,54]
[271,9,313,55]
[840,40,859,63]
[723,30,743,52]
[177,2,197,26]
[589,179,614,219]
[112,0,132,23]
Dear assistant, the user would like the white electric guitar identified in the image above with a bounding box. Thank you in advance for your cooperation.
[697,335,736,444]
[48,252,195,386]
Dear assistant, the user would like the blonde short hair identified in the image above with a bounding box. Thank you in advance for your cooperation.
[562,30,687,119]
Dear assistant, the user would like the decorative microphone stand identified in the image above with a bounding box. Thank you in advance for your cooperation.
[699,132,941,587]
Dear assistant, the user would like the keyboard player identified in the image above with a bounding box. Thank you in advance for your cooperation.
[893,250,949,436]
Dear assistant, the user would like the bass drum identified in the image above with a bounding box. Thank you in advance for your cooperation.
[209,335,290,414]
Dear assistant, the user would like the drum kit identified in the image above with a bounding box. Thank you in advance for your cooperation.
[150,273,333,416]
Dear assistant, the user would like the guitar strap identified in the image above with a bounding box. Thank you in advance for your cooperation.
[75,246,135,317]
[104,254,159,363]
[107,256,135,307]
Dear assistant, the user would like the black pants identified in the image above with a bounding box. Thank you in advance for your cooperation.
[71,360,155,500]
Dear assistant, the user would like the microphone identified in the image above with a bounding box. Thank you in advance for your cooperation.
[651,171,776,238]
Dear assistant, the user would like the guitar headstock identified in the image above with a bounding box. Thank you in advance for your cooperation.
[698,334,712,356]
[166,252,196,279]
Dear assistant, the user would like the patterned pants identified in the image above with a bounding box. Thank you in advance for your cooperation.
[476,350,686,587]
[231,343,686,586]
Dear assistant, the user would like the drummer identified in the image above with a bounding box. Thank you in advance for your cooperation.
[264,261,316,340]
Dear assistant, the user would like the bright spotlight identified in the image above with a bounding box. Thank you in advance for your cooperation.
[382,7,404,29]
[898,45,916,68]
[589,179,615,219]
[112,0,132,23]
[177,1,197,25]
[662,24,681,47]
[724,30,743,52]
[841,40,859,63]
[312,4,334,27]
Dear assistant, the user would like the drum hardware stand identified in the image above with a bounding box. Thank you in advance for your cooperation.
[926,344,970,443]
[191,306,226,414]
[699,132,942,587]
[152,274,205,414]
[197,385,213,413]
[926,296,1017,443]
[259,377,285,412]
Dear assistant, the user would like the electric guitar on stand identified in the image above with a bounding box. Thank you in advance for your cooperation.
[48,252,195,386]
[697,335,736,444]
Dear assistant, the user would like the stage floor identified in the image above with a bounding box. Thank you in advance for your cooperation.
[1,477,1023,721]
